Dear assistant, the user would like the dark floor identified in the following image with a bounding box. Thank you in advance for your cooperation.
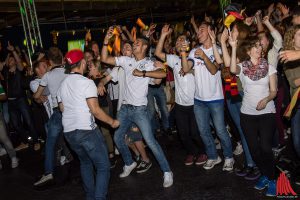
[0,134,299,200]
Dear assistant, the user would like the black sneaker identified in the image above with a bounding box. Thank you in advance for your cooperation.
[245,167,261,181]
[136,160,152,174]
[235,166,252,177]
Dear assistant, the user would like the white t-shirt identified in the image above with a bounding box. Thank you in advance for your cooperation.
[39,67,68,108]
[57,73,98,132]
[115,56,156,106]
[109,67,125,111]
[166,54,195,106]
[238,63,277,115]
[106,68,120,101]
[30,78,53,118]
[188,46,224,101]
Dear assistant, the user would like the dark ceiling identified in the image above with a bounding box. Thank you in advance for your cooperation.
[0,0,277,30]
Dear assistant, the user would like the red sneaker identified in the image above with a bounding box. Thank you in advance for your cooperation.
[184,155,195,166]
[195,154,207,166]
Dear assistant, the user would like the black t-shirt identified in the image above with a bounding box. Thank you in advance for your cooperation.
[2,66,26,99]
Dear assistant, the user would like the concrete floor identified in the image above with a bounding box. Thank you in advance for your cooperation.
[0,134,299,200]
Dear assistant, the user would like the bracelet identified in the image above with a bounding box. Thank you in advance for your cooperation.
[142,70,146,78]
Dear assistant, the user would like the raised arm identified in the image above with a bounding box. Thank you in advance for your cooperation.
[220,28,231,67]
[101,27,117,66]
[229,34,240,75]
[190,15,199,35]
[263,16,282,49]
[255,10,264,33]
[155,24,173,61]
[7,42,24,71]
[208,27,223,65]
[121,26,134,42]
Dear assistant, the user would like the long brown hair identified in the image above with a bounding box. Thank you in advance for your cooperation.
[237,36,260,61]
[283,25,300,50]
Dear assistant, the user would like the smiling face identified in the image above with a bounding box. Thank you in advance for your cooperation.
[293,29,300,50]
[175,35,187,53]
[247,41,263,60]
[133,38,148,55]
[122,43,133,57]
[197,23,210,44]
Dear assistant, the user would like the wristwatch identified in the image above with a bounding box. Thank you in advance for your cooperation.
[142,70,146,78]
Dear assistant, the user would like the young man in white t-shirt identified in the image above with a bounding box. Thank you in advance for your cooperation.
[101,27,173,187]
[155,24,207,166]
[33,47,70,187]
[98,41,152,173]
[181,22,234,171]
[57,49,119,200]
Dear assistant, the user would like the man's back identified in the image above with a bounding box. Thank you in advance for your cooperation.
[57,73,97,132]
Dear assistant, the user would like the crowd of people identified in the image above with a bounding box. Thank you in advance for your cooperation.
[0,1,300,199]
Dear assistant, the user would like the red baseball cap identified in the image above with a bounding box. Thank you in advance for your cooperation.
[65,49,84,66]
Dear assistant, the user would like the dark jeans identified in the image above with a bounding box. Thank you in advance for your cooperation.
[175,103,204,156]
[291,107,300,158]
[240,113,276,180]
[114,104,170,172]
[64,128,110,200]
[44,109,63,174]
[147,85,170,132]
[8,97,38,143]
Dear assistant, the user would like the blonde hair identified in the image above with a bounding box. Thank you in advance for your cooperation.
[283,25,300,50]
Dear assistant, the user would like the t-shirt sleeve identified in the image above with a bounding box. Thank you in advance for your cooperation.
[30,80,40,93]
[268,64,277,76]
[115,56,127,69]
[84,80,98,99]
[166,54,176,69]
[39,72,48,87]
[187,50,195,68]
[0,83,5,95]
[110,67,119,82]
[57,88,62,103]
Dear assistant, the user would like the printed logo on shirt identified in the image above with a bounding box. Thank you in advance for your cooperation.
[276,172,298,199]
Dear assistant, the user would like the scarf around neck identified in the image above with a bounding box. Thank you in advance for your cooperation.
[242,58,269,81]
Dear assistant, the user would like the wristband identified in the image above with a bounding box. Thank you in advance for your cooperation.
[142,70,146,78]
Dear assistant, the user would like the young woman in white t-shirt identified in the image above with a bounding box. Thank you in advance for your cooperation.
[229,35,277,197]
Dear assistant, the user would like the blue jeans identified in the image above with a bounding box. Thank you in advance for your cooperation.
[226,98,255,167]
[44,109,63,174]
[194,100,233,159]
[291,107,300,158]
[147,85,169,131]
[8,97,38,143]
[64,128,110,200]
[114,104,171,172]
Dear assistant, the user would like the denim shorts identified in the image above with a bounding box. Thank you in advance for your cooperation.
[126,125,143,144]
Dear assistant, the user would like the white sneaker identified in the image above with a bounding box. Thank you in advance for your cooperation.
[203,156,222,170]
[0,148,7,156]
[119,162,137,178]
[163,172,173,188]
[233,142,243,156]
[11,157,19,168]
[223,158,234,171]
[34,173,54,186]
[114,147,120,155]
